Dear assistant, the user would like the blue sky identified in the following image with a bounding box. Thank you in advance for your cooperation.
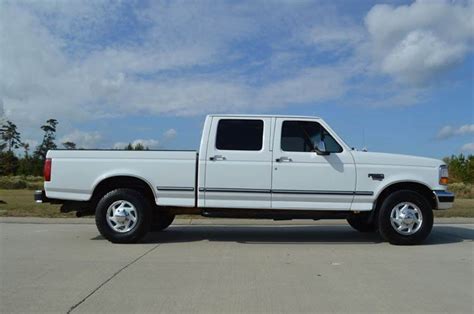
[0,0,473,158]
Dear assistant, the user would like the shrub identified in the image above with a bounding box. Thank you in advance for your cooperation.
[0,176,43,190]
[448,182,474,199]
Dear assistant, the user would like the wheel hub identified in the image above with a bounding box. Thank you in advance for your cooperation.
[390,202,423,235]
[399,210,415,225]
[106,200,138,233]
[114,208,130,224]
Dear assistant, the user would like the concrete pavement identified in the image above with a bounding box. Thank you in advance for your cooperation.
[1,219,473,313]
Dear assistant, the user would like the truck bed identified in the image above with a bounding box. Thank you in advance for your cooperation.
[45,150,197,207]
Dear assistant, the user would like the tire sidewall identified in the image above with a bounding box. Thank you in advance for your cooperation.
[150,213,175,232]
[95,188,151,243]
[347,214,376,232]
[378,190,433,245]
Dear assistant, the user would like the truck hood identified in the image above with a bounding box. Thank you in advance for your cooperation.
[350,151,442,168]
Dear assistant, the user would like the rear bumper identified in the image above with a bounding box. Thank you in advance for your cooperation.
[433,190,455,210]
[34,190,49,203]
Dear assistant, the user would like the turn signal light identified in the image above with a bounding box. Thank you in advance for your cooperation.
[439,165,449,185]
[439,177,449,185]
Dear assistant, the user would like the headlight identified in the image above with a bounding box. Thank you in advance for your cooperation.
[439,165,449,185]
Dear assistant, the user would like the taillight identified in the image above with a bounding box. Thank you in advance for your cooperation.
[44,158,52,182]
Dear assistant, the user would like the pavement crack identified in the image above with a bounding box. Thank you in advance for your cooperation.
[67,244,159,313]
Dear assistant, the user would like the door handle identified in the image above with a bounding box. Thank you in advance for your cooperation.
[275,156,292,162]
[209,155,226,161]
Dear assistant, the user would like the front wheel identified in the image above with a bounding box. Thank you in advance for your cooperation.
[95,188,151,243]
[347,214,376,232]
[378,190,433,245]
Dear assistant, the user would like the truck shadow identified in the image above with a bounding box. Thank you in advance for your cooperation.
[115,225,474,245]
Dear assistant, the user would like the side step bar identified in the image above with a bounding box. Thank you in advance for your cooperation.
[201,209,352,220]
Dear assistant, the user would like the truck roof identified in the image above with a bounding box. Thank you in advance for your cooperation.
[207,114,321,119]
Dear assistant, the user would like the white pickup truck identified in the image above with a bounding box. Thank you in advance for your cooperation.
[35,114,454,245]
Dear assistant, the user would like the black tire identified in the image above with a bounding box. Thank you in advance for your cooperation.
[95,188,151,243]
[378,190,433,245]
[150,212,175,232]
[347,214,376,232]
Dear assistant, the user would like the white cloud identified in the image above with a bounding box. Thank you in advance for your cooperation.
[256,67,347,108]
[163,129,177,140]
[365,0,474,85]
[132,139,160,149]
[437,124,474,139]
[60,130,102,148]
[113,139,160,150]
[307,25,365,52]
[0,1,349,127]
[461,143,474,152]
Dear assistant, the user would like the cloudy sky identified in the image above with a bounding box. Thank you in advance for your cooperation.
[0,0,473,157]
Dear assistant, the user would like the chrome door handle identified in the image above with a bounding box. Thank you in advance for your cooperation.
[210,155,226,161]
[276,156,292,162]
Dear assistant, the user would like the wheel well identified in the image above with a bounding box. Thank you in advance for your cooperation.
[374,182,436,212]
[91,176,156,208]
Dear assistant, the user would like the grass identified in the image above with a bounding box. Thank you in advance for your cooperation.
[0,189,74,218]
[432,199,474,218]
[0,189,473,218]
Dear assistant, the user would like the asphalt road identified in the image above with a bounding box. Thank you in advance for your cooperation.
[0,219,473,314]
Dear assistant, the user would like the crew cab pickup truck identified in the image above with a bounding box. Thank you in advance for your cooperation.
[35,114,454,244]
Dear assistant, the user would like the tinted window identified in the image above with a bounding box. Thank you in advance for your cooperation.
[281,121,342,153]
[216,119,264,151]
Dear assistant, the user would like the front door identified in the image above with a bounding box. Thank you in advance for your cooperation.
[271,118,356,210]
[203,117,273,208]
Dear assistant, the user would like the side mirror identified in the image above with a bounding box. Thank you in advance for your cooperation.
[315,141,330,156]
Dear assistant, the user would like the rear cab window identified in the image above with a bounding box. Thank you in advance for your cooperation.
[216,119,264,151]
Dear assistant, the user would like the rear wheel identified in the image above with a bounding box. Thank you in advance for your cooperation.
[95,188,151,243]
[347,213,376,232]
[378,190,433,245]
[150,212,175,232]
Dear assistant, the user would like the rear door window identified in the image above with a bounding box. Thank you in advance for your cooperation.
[216,119,264,151]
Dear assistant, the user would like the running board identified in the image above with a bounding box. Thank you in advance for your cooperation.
[201,209,352,220]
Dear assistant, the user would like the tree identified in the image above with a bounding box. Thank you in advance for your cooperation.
[63,141,77,150]
[0,151,19,175]
[0,120,22,152]
[34,119,58,160]
[121,142,149,150]
[444,154,474,183]
[16,142,34,175]
[21,142,30,158]
[134,143,145,150]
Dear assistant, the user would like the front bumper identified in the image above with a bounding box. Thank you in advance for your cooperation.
[433,190,455,210]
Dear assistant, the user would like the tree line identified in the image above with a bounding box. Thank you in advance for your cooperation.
[443,154,474,184]
[0,119,150,176]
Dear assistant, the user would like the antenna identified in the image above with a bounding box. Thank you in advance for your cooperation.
[362,127,367,152]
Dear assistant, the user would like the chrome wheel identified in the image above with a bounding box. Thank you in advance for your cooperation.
[390,202,423,235]
[106,200,138,233]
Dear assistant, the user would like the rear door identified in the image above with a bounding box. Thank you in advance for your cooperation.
[203,117,273,208]
[271,118,356,210]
